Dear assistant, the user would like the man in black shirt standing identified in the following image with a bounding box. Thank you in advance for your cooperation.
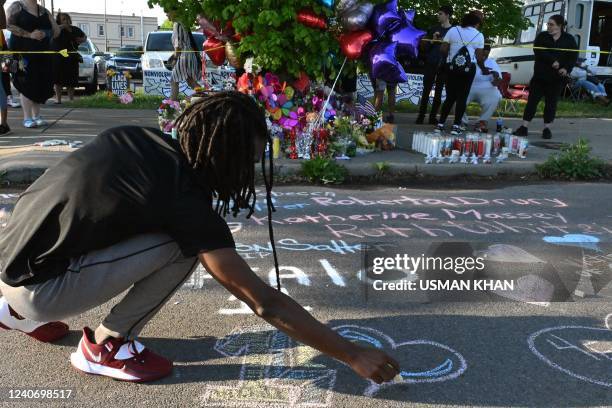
[0,92,400,383]
[416,5,453,125]
[514,15,578,139]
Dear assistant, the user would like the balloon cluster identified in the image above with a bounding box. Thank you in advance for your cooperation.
[200,17,244,68]
[335,0,426,83]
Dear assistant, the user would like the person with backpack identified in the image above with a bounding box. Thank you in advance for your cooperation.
[167,6,201,101]
[513,15,578,139]
[416,5,453,125]
[435,12,486,136]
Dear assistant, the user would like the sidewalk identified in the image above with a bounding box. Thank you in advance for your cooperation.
[1,105,611,184]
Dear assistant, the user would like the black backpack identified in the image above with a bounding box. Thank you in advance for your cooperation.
[449,28,480,75]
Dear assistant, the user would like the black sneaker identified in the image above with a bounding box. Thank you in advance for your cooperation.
[450,125,463,136]
[434,123,444,133]
[513,126,528,136]
[415,115,424,125]
[0,125,11,136]
[542,128,552,139]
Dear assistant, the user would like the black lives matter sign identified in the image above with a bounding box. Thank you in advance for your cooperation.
[110,73,129,96]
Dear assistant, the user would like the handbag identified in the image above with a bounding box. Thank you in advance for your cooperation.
[1,54,20,74]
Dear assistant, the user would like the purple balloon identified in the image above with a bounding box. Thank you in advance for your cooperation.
[402,9,416,23]
[390,21,426,59]
[369,41,407,83]
[369,0,401,38]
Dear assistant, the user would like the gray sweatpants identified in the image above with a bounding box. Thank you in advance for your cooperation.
[0,233,199,339]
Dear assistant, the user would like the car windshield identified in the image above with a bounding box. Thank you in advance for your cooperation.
[145,32,204,52]
[78,42,92,55]
[115,48,142,59]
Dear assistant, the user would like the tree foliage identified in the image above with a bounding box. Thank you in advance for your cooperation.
[148,0,528,79]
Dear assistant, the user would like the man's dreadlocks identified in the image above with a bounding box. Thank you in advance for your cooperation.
[173,91,281,290]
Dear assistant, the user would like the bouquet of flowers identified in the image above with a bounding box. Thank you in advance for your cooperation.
[157,99,182,134]
[119,91,134,105]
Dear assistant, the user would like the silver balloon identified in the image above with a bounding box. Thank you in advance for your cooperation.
[336,0,359,16]
[341,3,374,31]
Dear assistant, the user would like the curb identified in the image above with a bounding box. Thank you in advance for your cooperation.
[2,162,538,185]
[261,161,538,179]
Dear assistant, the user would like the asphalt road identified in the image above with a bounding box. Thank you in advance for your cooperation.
[0,183,611,408]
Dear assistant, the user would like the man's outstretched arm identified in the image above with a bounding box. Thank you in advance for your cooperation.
[199,248,400,384]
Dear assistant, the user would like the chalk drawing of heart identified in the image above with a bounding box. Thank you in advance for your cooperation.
[528,325,612,388]
[334,325,468,397]
[543,234,601,251]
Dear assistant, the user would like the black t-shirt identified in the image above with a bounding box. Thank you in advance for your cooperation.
[0,126,236,287]
[424,25,452,66]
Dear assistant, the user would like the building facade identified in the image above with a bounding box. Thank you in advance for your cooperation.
[65,12,159,52]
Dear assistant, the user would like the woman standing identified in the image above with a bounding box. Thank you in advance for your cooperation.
[435,13,485,136]
[7,0,62,128]
[166,7,200,101]
[52,12,86,104]
[514,15,578,139]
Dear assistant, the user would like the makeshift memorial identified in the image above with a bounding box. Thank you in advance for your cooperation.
[412,130,529,165]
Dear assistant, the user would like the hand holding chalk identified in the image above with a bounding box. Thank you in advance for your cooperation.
[347,346,401,384]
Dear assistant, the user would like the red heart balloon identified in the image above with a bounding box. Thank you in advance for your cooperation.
[293,72,310,93]
[339,30,373,60]
[204,37,226,66]
[297,9,328,30]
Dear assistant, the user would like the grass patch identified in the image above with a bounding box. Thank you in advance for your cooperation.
[65,91,164,110]
[536,138,607,180]
[391,98,612,119]
[300,157,348,184]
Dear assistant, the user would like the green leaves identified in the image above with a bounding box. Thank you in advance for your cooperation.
[537,138,606,180]
[148,0,527,79]
[300,157,348,184]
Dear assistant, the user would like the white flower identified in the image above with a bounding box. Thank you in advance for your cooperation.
[244,57,254,74]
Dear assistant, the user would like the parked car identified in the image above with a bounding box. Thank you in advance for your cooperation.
[107,46,143,80]
[78,39,107,94]
[141,31,235,97]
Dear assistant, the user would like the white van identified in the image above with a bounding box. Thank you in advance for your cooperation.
[141,31,235,98]
[490,0,612,85]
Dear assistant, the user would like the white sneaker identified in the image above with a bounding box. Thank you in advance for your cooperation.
[0,297,69,342]
[8,96,21,108]
[33,117,48,127]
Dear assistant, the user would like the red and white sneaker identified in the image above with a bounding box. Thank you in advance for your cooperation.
[0,297,69,342]
[70,327,173,382]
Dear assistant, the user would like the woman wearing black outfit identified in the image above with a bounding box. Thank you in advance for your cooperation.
[514,15,578,139]
[52,12,86,104]
[416,5,453,125]
[435,12,486,136]
[6,0,61,128]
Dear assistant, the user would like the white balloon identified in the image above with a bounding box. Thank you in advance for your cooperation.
[341,3,374,31]
[336,0,359,16]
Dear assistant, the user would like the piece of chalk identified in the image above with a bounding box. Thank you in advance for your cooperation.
[393,374,403,382]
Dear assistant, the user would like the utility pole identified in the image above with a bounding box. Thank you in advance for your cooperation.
[51,0,54,15]
[120,1,124,48]
[140,11,144,47]
[104,0,108,51]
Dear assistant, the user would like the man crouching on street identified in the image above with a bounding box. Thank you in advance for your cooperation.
[0,91,400,383]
